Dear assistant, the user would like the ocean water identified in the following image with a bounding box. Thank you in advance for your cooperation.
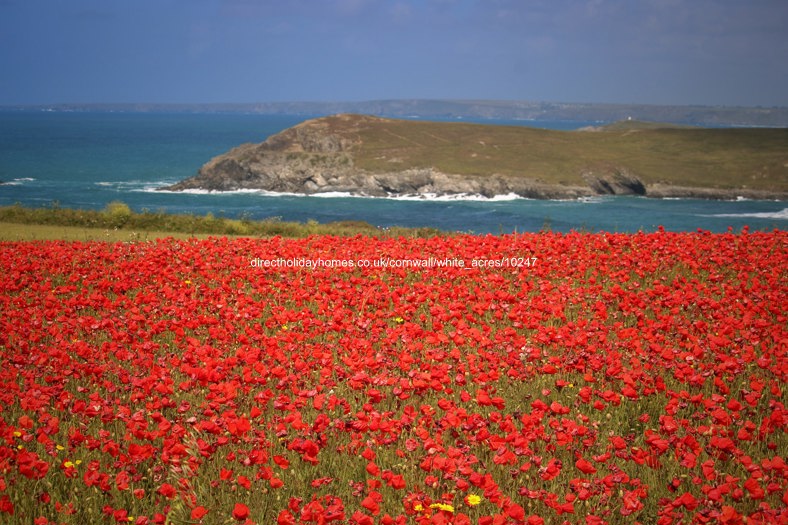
[0,111,785,234]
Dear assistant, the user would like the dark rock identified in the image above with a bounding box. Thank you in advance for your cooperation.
[582,167,646,195]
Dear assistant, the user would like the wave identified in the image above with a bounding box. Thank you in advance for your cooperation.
[134,184,625,204]
[97,181,142,187]
[148,187,305,197]
[701,208,788,220]
[96,180,174,192]
[650,195,785,202]
[576,196,606,204]
[141,185,532,202]
[2,177,36,185]
[381,192,526,202]
[299,191,357,198]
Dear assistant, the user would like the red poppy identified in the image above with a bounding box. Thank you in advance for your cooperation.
[191,506,209,520]
[575,458,597,475]
[232,503,250,521]
[0,495,13,515]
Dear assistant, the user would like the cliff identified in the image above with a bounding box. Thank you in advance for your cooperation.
[162,114,788,200]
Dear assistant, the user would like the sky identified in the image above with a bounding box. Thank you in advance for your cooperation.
[1,0,787,107]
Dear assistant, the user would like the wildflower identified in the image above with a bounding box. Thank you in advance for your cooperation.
[232,503,250,521]
[429,503,455,513]
[414,504,424,512]
[465,494,482,506]
[394,317,404,324]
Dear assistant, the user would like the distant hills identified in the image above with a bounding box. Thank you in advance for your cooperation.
[5,99,788,127]
[162,114,788,200]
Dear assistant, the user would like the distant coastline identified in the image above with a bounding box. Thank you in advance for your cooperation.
[4,98,788,127]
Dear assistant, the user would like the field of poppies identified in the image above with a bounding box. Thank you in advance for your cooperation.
[1,230,786,524]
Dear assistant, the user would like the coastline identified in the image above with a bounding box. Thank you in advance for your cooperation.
[161,176,788,202]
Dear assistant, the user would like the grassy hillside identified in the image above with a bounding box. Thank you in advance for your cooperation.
[314,115,788,192]
[0,203,443,241]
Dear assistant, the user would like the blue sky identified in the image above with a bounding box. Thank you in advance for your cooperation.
[1,0,786,107]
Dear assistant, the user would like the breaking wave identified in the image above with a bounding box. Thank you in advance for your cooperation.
[702,208,788,220]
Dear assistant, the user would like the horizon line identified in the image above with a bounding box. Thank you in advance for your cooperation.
[2,98,787,110]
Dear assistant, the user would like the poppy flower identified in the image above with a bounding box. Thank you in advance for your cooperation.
[232,503,250,521]
[575,458,597,475]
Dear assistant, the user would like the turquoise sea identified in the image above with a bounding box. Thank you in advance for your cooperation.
[0,111,785,234]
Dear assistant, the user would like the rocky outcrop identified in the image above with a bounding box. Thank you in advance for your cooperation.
[582,167,646,195]
[166,156,595,199]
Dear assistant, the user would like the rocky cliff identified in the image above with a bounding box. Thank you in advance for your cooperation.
[161,114,788,200]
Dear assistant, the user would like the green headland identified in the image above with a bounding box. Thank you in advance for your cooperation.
[163,114,788,200]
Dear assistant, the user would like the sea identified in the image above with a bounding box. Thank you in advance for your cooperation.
[0,111,785,234]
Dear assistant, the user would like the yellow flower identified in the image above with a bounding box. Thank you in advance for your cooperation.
[56,444,65,451]
[466,494,482,506]
[63,461,75,468]
[281,324,289,331]
[394,317,404,324]
[414,504,424,512]
[429,503,455,513]
[13,431,21,438]
[184,279,192,285]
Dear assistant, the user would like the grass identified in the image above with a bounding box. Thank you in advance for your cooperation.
[0,222,218,242]
[0,203,445,241]
[307,115,788,191]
